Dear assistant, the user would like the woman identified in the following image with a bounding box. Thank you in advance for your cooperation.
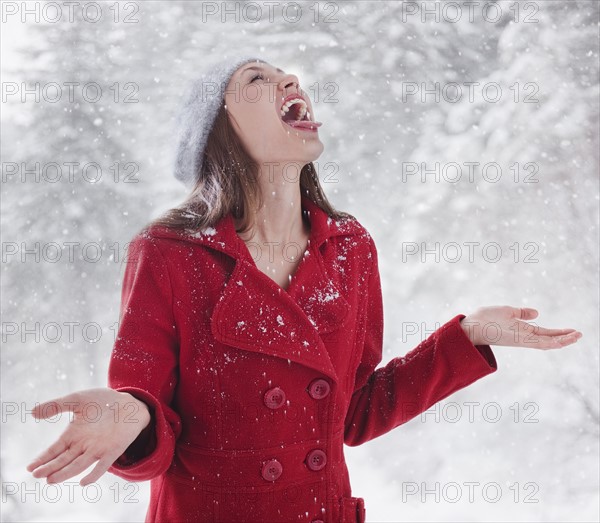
[26,56,583,523]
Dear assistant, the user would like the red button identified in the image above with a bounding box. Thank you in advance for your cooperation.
[261,459,283,481]
[305,449,327,471]
[308,379,330,399]
[264,387,286,409]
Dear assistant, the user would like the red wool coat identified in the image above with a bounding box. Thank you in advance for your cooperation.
[107,194,498,523]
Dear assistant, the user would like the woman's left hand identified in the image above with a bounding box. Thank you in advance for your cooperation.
[460,306,583,349]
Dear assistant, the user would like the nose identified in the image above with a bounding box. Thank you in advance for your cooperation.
[279,74,301,93]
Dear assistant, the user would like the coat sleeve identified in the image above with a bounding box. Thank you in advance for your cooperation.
[106,232,182,482]
[344,236,498,446]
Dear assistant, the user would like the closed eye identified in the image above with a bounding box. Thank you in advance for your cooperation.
[250,73,265,83]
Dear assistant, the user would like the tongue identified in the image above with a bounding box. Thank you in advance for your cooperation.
[285,119,323,129]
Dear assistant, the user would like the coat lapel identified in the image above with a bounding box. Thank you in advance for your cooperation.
[148,195,362,383]
[210,258,342,381]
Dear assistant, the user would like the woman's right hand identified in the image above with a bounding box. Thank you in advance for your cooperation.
[26,387,151,486]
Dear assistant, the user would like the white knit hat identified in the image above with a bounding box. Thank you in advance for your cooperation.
[174,55,264,189]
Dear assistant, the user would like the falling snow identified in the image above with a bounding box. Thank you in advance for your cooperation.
[3,1,598,522]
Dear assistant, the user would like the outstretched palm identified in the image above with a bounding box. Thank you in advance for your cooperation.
[26,388,150,486]
[460,306,583,349]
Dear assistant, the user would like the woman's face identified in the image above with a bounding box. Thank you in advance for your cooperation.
[224,61,324,171]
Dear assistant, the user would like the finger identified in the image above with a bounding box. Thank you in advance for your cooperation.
[32,394,80,420]
[80,456,118,486]
[47,452,99,484]
[529,326,579,336]
[517,323,579,337]
[529,331,582,350]
[26,439,69,472]
[31,445,83,480]
[512,307,538,320]
[548,332,582,348]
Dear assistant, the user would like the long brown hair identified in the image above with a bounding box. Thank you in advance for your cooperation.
[146,101,354,236]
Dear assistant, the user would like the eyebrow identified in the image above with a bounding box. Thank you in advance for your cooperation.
[241,65,286,77]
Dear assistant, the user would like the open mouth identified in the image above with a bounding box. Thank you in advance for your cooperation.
[280,97,322,131]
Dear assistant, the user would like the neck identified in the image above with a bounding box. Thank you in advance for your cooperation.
[235,164,311,254]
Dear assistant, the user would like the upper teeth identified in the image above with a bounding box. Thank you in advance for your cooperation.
[280,98,308,120]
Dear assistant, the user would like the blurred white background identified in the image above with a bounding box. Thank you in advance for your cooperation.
[1,1,598,521]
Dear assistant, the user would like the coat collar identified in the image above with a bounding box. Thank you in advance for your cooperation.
[147,194,362,260]
[145,194,364,383]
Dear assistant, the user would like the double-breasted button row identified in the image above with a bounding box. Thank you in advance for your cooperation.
[263,378,330,410]
[261,448,328,482]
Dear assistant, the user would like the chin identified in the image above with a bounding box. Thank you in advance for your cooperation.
[298,150,324,166]
[303,140,325,160]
